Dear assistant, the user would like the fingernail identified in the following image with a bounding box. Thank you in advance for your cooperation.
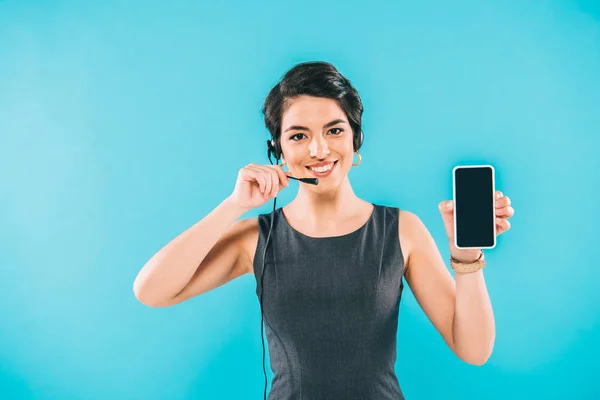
[496,192,502,199]
[446,201,453,209]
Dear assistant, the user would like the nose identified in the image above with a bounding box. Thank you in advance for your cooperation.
[309,135,331,159]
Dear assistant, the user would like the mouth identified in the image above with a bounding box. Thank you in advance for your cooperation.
[306,160,338,178]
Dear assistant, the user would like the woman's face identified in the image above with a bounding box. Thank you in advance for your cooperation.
[279,95,355,189]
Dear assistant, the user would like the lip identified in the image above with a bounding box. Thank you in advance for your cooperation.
[306,160,338,177]
[306,160,337,168]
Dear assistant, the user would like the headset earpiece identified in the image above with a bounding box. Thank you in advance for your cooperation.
[267,139,278,164]
[267,138,281,163]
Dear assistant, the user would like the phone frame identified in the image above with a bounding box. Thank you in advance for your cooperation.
[452,164,497,250]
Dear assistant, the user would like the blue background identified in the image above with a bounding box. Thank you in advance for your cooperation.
[1,0,599,399]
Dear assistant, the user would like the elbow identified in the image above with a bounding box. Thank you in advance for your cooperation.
[456,344,494,366]
[461,353,491,366]
[133,277,169,308]
[133,281,153,307]
[452,324,495,366]
[451,337,494,366]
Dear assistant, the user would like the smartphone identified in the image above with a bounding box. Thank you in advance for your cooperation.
[452,165,496,249]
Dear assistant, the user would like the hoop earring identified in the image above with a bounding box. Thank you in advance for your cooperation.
[352,151,361,167]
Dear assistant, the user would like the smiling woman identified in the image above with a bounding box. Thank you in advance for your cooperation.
[134,61,513,400]
[270,97,361,195]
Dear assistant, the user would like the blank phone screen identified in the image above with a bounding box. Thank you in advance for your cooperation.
[454,166,495,248]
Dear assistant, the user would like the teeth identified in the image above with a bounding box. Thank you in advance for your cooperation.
[310,163,334,173]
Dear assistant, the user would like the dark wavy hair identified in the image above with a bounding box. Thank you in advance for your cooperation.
[262,61,364,161]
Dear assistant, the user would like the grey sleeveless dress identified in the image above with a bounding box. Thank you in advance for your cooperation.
[253,203,406,400]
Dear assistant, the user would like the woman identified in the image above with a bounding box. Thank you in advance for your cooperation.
[133,61,515,399]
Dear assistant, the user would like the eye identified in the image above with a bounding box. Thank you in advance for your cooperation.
[290,133,306,141]
[328,128,343,135]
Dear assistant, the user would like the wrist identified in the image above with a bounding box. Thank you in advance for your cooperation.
[223,195,251,218]
[449,246,482,263]
[449,247,486,274]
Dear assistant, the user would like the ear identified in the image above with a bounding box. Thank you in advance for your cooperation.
[279,147,286,164]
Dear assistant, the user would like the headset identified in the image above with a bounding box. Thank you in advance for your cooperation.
[259,130,363,399]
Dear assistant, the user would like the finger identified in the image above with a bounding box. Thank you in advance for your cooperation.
[496,217,511,234]
[245,166,267,194]
[269,166,288,197]
[495,191,503,200]
[260,169,272,197]
[268,169,280,198]
[495,195,511,208]
[496,206,514,218]
[253,165,276,198]
[271,165,290,187]
[256,173,268,196]
[263,165,285,196]
[439,200,453,212]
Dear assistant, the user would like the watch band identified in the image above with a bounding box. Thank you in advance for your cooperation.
[450,250,486,274]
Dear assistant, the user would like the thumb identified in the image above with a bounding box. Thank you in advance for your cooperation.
[439,200,454,213]
[439,200,455,240]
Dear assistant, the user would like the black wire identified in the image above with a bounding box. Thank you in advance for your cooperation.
[259,144,278,400]
[260,196,276,400]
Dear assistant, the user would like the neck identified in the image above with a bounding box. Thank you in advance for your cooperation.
[287,176,364,224]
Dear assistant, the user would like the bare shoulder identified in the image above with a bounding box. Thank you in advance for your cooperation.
[398,209,422,235]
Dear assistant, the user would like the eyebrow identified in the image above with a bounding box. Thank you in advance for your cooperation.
[284,119,347,133]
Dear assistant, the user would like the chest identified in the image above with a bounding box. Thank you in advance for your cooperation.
[261,232,404,320]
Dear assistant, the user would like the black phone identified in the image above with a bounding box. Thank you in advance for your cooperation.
[452,165,496,249]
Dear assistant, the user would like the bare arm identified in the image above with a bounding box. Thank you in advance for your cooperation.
[133,196,254,307]
[133,163,290,308]
[400,211,495,365]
